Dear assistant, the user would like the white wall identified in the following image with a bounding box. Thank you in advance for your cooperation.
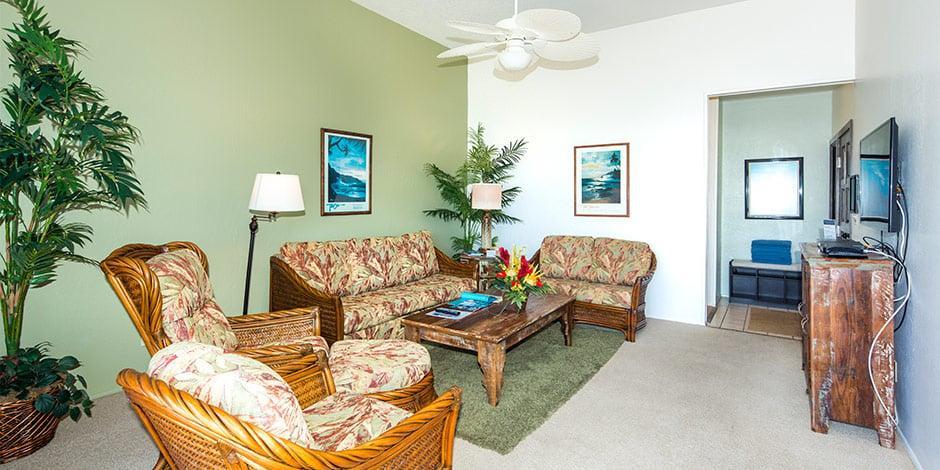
[855,1,940,467]
[717,89,834,297]
[468,0,854,325]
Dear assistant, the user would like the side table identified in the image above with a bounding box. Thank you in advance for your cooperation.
[458,253,500,291]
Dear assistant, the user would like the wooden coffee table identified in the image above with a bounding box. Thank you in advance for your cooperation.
[402,293,574,406]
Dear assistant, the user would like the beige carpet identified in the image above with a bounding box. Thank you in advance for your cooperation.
[745,306,802,339]
[3,319,914,469]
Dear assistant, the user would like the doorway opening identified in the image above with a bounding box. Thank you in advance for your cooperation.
[705,83,855,326]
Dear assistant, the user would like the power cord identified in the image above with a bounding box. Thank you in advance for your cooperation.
[863,236,911,428]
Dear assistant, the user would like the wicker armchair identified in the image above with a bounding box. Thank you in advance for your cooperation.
[101,241,438,412]
[118,350,462,470]
[100,241,321,369]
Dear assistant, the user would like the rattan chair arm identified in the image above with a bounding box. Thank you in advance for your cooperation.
[275,351,336,408]
[435,248,478,281]
[270,256,345,344]
[117,368,462,470]
[229,307,320,348]
[235,345,316,369]
[529,248,541,266]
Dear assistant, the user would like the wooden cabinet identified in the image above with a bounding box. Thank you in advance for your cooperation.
[800,243,896,448]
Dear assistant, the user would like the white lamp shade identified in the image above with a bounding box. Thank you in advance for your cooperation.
[248,173,305,212]
[471,183,502,210]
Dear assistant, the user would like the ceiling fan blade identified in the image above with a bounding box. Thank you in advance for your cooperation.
[437,41,503,59]
[446,20,511,37]
[531,33,600,62]
[514,9,581,41]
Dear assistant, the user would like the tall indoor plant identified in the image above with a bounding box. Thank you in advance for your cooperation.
[0,0,145,460]
[424,123,527,255]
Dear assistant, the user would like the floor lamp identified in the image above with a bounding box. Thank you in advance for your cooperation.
[244,172,304,315]
[471,183,502,251]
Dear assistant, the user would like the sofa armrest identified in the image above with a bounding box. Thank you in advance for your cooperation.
[228,307,320,348]
[435,247,478,282]
[269,256,346,344]
[628,252,657,310]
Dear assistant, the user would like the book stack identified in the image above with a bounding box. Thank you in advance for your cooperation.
[430,292,502,319]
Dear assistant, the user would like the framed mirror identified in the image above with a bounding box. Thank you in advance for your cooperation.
[744,157,803,220]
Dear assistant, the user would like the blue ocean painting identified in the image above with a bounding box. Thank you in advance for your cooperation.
[580,150,621,203]
[326,135,368,202]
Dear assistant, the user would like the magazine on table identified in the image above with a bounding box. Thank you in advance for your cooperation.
[446,292,502,311]
[427,292,502,319]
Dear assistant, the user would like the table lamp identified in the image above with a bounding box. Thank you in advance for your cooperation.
[471,183,502,250]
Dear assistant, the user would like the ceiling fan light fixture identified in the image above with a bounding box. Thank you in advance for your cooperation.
[497,41,532,71]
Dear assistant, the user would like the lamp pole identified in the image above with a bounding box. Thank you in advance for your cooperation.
[242,215,260,316]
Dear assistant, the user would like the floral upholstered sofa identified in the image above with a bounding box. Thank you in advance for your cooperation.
[531,235,657,342]
[269,230,477,343]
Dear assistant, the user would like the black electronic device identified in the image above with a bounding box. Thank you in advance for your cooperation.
[818,239,867,258]
[858,117,901,232]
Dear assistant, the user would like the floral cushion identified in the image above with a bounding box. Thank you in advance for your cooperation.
[341,274,476,336]
[329,339,432,394]
[385,230,440,286]
[148,342,314,448]
[146,249,237,350]
[279,241,352,296]
[590,238,653,286]
[539,235,596,282]
[346,236,396,296]
[345,321,404,341]
[281,231,443,298]
[303,391,412,452]
[548,277,635,308]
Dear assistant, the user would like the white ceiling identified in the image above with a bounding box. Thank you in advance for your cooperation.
[349,0,749,48]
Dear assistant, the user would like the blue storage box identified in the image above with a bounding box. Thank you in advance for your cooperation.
[751,239,792,265]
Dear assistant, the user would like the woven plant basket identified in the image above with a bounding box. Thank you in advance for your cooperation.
[0,397,62,463]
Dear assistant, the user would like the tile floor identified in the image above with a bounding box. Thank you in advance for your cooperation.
[707,297,800,340]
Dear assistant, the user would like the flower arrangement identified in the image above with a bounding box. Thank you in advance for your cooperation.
[491,246,552,308]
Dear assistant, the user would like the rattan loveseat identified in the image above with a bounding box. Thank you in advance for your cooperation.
[270,230,477,344]
[118,345,462,469]
[531,235,657,342]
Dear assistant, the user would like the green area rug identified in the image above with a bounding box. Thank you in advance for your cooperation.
[425,325,623,454]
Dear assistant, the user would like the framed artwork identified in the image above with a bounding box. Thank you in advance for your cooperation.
[573,142,630,217]
[744,157,803,219]
[320,128,372,216]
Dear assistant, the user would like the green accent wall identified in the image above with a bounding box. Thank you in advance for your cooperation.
[0,0,467,396]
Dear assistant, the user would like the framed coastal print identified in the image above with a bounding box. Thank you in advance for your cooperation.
[321,128,372,216]
[574,142,629,217]
[744,157,803,219]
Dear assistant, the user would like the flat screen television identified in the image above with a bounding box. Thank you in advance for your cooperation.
[857,117,901,233]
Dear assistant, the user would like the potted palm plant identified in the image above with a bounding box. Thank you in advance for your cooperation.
[0,0,145,461]
[424,123,527,255]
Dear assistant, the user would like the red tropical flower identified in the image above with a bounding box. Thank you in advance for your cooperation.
[498,247,511,265]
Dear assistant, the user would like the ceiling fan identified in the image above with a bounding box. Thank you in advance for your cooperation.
[436,1,600,72]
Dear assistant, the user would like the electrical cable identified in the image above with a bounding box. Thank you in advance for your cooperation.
[862,247,911,427]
